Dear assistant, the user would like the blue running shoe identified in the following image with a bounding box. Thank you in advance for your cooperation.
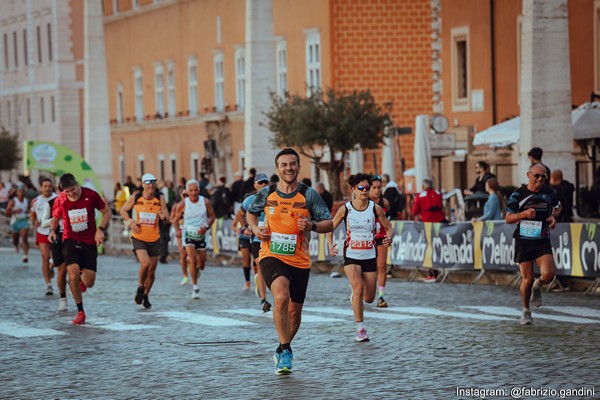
[274,349,293,375]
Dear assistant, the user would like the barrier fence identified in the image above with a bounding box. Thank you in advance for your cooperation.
[4,213,599,279]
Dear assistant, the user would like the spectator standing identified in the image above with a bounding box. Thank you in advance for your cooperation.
[474,178,503,221]
[113,182,130,214]
[124,175,137,196]
[412,178,445,282]
[550,170,574,223]
[464,161,496,196]
[198,173,210,197]
[0,181,9,210]
[301,177,312,187]
[211,177,233,219]
[315,182,333,212]
[243,168,257,195]
[230,171,245,214]
[527,147,551,177]
[381,174,406,220]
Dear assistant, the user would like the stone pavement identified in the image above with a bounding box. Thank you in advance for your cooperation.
[0,247,599,400]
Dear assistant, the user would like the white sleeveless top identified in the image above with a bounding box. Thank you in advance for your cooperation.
[32,193,57,235]
[10,197,29,225]
[343,200,377,260]
[183,196,209,240]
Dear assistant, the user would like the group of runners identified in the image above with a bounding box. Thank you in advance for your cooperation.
[13,147,561,375]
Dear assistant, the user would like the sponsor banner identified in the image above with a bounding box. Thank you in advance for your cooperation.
[203,218,600,277]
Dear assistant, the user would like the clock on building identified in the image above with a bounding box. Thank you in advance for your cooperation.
[430,114,449,134]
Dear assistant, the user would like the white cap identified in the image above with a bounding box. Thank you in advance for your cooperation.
[142,173,157,183]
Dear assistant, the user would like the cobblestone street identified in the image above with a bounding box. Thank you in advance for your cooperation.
[1,248,598,399]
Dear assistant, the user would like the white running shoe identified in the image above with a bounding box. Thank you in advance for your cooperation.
[57,298,68,312]
[180,276,189,286]
[191,289,200,299]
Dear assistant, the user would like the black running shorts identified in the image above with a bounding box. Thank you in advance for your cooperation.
[50,231,65,266]
[259,257,310,304]
[514,238,553,264]
[343,257,377,272]
[63,239,98,271]
[238,237,251,250]
[251,242,261,260]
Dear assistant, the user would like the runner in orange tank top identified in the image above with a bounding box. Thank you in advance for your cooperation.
[247,148,333,375]
[120,173,169,309]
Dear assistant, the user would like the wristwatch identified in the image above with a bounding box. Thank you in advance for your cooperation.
[98,226,106,232]
[311,223,318,232]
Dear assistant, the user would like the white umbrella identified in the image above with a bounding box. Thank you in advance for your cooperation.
[414,115,432,190]
[473,102,599,146]
[573,102,600,140]
[381,127,396,181]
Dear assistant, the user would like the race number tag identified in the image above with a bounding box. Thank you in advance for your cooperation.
[68,208,89,232]
[186,229,205,240]
[139,212,157,226]
[349,232,374,250]
[270,232,297,255]
[520,220,542,238]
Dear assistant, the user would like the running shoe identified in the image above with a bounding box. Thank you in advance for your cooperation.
[274,349,293,375]
[135,286,144,305]
[142,296,152,309]
[530,283,542,307]
[72,311,86,325]
[376,297,388,308]
[191,289,200,299]
[423,275,436,283]
[254,274,259,298]
[244,281,251,290]
[45,285,53,296]
[57,298,68,312]
[355,328,370,342]
[180,276,189,286]
[79,281,87,293]
[520,310,533,325]
[22,256,28,263]
[261,300,272,313]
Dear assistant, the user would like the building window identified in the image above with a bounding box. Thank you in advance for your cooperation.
[119,154,125,184]
[138,155,145,176]
[3,34,8,70]
[276,39,287,97]
[170,154,177,183]
[113,0,119,14]
[191,152,199,181]
[26,98,31,124]
[167,62,175,117]
[13,31,18,68]
[7,101,11,127]
[51,95,55,122]
[23,29,28,66]
[595,1,600,92]
[305,30,321,95]
[451,26,470,112]
[214,53,224,112]
[188,57,198,115]
[39,97,45,123]
[133,0,140,10]
[158,154,165,180]
[117,83,123,123]
[36,26,42,63]
[216,16,222,44]
[235,48,245,110]
[154,64,165,116]
[47,24,52,62]
[134,68,144,121]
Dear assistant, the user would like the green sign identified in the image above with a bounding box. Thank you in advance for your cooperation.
[24,141,104,198]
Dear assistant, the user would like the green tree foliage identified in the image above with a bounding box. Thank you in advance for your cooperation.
[264,88,388,199]
[0,127,21,172]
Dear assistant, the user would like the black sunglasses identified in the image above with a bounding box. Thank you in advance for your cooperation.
[530,173,548,180]
[258,180,269,185]
[355,185,371,191]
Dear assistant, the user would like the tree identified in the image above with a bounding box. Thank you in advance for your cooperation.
[0,127,21,172]
[264,87,388,199]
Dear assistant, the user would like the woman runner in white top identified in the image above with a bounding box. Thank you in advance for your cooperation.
[327,173,393,342]
[6,185,30,263]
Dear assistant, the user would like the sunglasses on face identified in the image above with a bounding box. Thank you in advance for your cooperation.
[258,180,269,185]
[355,185,371,191]
[144,180,157,185]
[182,194,189,198]
[530,173,548,180]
